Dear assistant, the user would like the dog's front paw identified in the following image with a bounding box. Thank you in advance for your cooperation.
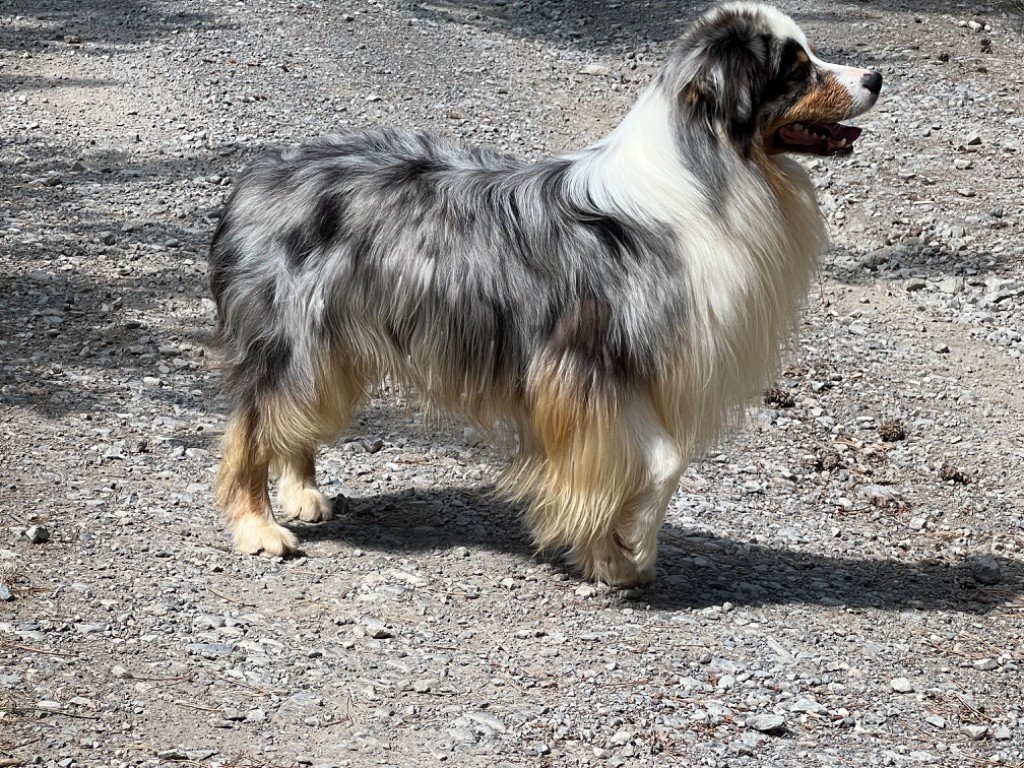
[233,517,299,556]
[575,537,656,587]
[280,488,333,523]
[588,556,655,588]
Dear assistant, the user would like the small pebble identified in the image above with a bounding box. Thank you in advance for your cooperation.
[361,436,384,453]
[111,665,131,679]
[361,617,393,639]
[746,714,786,733]
[790,697,827,715]
[891,677,914,693]
[25,525,50,544]
[971,556,1002,585]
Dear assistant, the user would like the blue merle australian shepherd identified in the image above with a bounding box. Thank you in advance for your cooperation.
[209,2,882,586]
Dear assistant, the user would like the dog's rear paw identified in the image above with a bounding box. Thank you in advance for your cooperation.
[233,517,299,556]
[280,488,333,523]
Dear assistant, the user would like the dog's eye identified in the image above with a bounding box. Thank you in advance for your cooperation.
[780,41,811,80]
[787,59,809,78]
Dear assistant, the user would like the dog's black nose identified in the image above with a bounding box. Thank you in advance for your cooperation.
[861,71,883,95]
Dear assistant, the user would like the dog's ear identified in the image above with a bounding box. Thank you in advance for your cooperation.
[680,31,769,156]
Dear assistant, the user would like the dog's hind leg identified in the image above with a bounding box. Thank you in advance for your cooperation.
[274,354,365,524]
[215,403,299,556]
[275,445,332,523]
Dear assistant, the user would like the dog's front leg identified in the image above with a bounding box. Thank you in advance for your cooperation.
[578,398,682,586]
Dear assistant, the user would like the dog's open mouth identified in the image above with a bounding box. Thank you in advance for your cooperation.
[774,121,863,156]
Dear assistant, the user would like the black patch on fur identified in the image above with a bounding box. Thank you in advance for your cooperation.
[548,295,637,385]
[209,217,240,337]
[209,228,233,301]
[225,333,294,406]
[575,196,638,260]
[379,156,441,188]
[285,191,348,270]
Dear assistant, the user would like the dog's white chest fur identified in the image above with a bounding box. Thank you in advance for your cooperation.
[572,88,827,453]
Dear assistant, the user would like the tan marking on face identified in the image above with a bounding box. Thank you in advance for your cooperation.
[764,71,855,137]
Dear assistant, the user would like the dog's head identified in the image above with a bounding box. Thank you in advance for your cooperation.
[669,2,882,158]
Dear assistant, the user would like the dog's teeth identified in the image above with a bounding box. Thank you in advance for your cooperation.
[838,138,847,147]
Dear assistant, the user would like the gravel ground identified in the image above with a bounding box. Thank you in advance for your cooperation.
[2,0,1024,766]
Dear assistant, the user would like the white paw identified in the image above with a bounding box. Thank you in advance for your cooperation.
[589,555,654,587]
[233,517,299,556]
[279,488,333,523]
[576,536,657,587]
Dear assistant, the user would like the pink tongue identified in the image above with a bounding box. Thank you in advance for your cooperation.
[831,124,863,144]
[779,126,821,147]
[779,122,863,155]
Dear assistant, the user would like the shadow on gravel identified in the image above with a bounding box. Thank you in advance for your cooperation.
[0,141,242,416]
[303,487,536,560]
[646,529,1022,614]
[0,75,121,92]
[0,263,218,417]
[402,0,987,52]
[824,243,1019,287]
[405,0,694,49]
[0,0,218,52]
[301,487,1022,614]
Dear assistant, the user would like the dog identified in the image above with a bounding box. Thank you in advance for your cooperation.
[208,2,882,586]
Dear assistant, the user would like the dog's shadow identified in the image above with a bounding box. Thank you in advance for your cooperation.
[298,487,1022,613]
